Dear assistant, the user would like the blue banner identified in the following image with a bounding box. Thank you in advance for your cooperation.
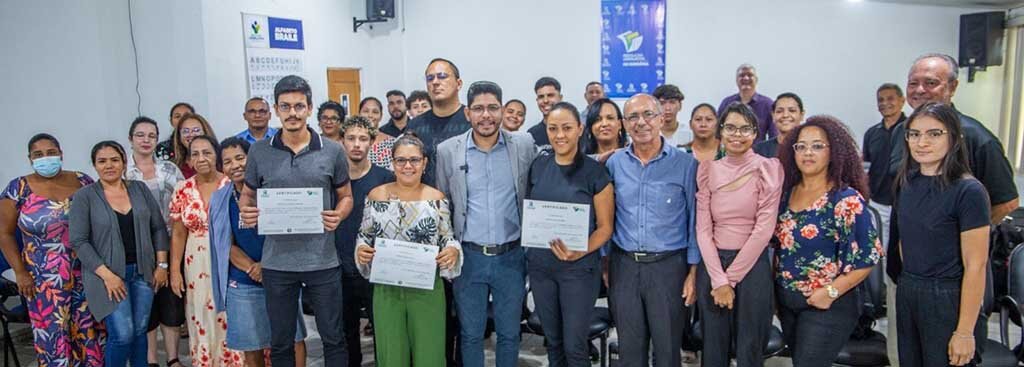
[601,0,666,98]
[268,16,304,50]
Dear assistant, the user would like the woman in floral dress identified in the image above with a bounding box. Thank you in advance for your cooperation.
[0,133,104,367]
[168,136,242,367]
[774,115,882,366]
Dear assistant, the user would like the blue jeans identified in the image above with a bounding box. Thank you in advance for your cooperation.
[453,246,526,367]
[104,264,155,367]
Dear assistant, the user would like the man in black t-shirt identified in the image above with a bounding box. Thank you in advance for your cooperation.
[406,58,472,187]
[887,54,1019,224]
[525,76,563,150]
[334,115,395,367]
[379,90,409,137]
[402,58,469,366]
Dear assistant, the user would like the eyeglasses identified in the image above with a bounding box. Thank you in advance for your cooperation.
[425,72,450,82]
[179,127,204,136]
[132,132,158,141]
[906,129,948,143]
[469,105,502,116]
[793,142,829,153]
[246,108,269,115]
[277,103,308,114]
[319,116,342,124]
[624,110,661,124]
[721,124,756,137]
[393,157,424,166]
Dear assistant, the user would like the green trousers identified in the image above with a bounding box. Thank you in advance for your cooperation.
[373,277,446,367]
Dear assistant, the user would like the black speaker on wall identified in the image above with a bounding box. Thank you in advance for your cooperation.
[959,11,1005,67]
[367,0,395,19]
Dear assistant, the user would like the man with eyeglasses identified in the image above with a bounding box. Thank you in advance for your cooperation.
[239,75,354,367]
[435,81,536,367]
[526,76,564,151]
[718,64,777,142]
[236,97,278,143]
[605,93,700,367]
[406,58,472,188]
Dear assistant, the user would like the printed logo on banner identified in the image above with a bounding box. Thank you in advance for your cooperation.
[600,0,666,98]
[268,17,305,50]
[243,14,270,48]
[617,31,643,53]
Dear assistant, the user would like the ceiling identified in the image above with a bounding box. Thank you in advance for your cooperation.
[870,0,1024,9]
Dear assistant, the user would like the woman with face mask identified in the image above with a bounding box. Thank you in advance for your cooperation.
[0,134,104,367]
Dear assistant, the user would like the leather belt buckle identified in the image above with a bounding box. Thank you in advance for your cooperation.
[482,245,498,256]
[633,252,647,262]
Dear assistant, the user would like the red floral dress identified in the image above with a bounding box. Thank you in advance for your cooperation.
[774,187,883,296]
[170,177,243,367]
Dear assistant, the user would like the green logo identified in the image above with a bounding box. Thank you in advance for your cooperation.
[617,31,643,53]
[251,21,261,35]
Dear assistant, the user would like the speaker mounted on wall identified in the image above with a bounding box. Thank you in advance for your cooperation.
[353,0,395,32]
[959,11,1005,82]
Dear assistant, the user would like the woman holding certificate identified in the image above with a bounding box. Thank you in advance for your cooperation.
[355,134,462,367]
[695,102,783,367]
[525,102,614,367]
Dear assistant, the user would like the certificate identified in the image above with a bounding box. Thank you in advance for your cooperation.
[257,188,324,235]
[521,199,590,252]
[369,239,439,290]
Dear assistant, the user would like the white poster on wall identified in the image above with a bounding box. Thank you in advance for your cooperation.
[242,13,305,106]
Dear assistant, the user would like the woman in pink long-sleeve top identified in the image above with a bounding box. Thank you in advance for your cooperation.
[696,102,783,367]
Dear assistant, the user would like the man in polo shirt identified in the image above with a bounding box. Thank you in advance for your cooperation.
[240,75,354,367]
[436,81,536,367]
[718,64,777,142]
[525,76,563,150]
[606,93,700,367]
[236,97,279,143]
[863,82,906,365]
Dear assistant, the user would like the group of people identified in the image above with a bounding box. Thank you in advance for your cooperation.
[0,51,1016,367]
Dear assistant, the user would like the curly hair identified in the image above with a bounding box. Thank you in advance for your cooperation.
[778,115,869,200]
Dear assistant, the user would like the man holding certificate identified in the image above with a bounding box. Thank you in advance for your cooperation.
[435,81,537,367]
[239,75,354,367]
[523,101,614,366]
[605,94,701,367]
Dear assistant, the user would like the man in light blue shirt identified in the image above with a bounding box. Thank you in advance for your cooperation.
[236,97,279,143]
[605,93,699,367]
[436,81,537,367]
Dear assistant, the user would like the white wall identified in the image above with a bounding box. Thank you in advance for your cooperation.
[383,0,995,141]
[0,0,206,180]
[0,0,1007,181]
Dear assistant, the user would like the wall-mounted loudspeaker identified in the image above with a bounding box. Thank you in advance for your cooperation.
[959,11,1005,67]
[367,0,395,19]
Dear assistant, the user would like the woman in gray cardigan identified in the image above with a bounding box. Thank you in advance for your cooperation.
[69,141,170,367]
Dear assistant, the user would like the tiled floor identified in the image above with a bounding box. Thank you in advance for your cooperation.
[3,309,1022,366]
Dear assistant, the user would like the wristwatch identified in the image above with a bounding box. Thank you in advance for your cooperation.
[158,262,169,270]
[826,284,839,299]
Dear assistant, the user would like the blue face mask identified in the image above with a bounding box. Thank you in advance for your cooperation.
[32,156,62,178]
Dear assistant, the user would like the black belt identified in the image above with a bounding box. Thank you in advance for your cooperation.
[463,239,520,256]
[613,245,683,263]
